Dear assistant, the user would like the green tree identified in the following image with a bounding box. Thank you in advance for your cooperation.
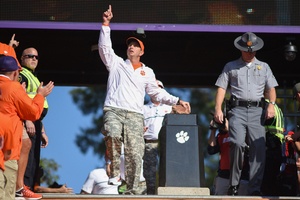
[189,88,220,190]
[39,158,61,186]
[69,87,107,159]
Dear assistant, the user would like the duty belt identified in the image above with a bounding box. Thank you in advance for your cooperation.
[235,100,262,108]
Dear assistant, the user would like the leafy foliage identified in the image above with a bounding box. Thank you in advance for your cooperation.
[69,87,106,115]
[189,88,219,189]
[39,158,61,186]
[70,87,107,159]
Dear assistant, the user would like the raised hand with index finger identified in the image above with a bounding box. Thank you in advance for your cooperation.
[9,34,19,49]
[103,5,113,25]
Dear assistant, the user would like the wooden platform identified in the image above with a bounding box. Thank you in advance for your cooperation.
[40,194,300,200]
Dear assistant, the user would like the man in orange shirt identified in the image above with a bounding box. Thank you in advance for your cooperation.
[0,55,54,200]
[0,88,15,199]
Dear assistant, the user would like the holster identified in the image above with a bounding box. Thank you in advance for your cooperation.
[224,97,230,116]
[229,95,237,109]
[261,97,266,110]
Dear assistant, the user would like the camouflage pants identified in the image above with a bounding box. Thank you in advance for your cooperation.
[143,142,158,195]
[102,106,145,194]
[136,181,147,195]
[118,180,147,195]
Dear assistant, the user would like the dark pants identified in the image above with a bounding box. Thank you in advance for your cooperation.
[143,142,158,195]
[24,120,41,191]
[261,136,282,196]
[276,174,298,196]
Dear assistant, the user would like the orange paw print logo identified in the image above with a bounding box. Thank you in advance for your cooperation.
[140,70,145,76]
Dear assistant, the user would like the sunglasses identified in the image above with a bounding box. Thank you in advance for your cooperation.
[24,54,39,60]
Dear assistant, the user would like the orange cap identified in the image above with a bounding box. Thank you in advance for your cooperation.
[126,37,144,51]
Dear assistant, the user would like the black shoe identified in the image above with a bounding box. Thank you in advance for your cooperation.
[227,185,238,196]
[251,191,261,196]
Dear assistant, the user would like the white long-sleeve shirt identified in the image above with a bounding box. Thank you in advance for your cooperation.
[98,25,178,114]
[143,101,172,140]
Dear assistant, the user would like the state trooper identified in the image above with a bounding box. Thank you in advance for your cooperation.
[214,32,278,196]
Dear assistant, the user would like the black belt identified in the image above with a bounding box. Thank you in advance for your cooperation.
[235,100,262,108]
[144,139,158,143]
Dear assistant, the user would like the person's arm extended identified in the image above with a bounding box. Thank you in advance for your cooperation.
[8,34,19,49]
[35,184,73,193]
[41,121,49,148]
[207,125,220,155]
[208,128,217,147]
[98,5,123,70]
[103,5,112,25]
[285,132,300,143]
[265,87,276,119]
[214,87,226,123]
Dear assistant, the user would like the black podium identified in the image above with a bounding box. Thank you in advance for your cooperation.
[158,114,205,187]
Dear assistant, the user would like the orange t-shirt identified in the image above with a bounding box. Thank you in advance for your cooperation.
[0,76,44,161]
[0,112,15,171]
[0,42,21,68]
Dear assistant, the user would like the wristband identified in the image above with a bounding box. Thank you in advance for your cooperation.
[176,98,181,105]
[297,171,300,174]
[41,132,45,134]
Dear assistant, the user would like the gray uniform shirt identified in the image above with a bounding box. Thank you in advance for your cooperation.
[215,57,278,101]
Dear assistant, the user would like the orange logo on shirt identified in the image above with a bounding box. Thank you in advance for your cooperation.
[140,70,145,76]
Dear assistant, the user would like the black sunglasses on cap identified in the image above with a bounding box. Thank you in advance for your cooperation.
[24,54,39,60]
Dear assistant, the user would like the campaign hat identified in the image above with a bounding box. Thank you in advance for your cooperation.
[234,32,264,52]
